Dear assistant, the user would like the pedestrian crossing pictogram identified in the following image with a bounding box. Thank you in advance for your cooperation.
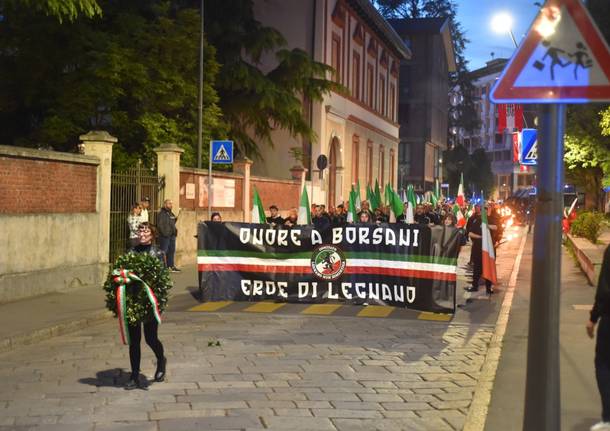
[214,145,230,161]
[210,140,234,164]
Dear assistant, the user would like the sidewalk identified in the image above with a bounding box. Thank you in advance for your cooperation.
[485,238,601,430]
[0,265,199,352]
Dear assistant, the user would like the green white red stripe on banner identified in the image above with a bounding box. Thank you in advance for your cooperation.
[197,254,457,282]
[112,269,162,345]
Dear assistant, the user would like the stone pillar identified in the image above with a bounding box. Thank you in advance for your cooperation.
[234,157,253,222]
[80,130,116,264]
[154,143,184,212]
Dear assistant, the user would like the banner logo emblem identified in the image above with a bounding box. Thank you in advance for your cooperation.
[311,245,346,281]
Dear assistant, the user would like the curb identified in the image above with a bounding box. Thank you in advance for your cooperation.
[566,233,603,286]
[463,229,529,431]
[0,309,113,354]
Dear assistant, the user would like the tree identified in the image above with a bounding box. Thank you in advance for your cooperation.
[442,144,470,196]
[442,145,494,197]
[563,0,610,210]
[373,0,479,133]
[0,1,226,168]
[2,0,102,22]
[468,148,494,197]
[204,0,340,158]
[566,106,610,210]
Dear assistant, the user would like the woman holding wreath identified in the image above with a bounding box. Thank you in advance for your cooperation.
[104,252,172,389]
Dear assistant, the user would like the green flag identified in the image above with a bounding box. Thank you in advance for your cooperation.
[374,179,382,209]
[366,185,376,210]
[384,183,391,206]
[297,185,311,225]
[251,187,266,223]
[431,190,438,207]
[388,187,404,222]
[356,180,362,209]
[347,190,357,223]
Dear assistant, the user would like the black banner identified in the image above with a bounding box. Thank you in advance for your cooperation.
[198,222,460,313]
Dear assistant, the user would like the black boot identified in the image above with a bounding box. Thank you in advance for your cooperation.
[125,373,140,390]
[154,357,166,382]
[465,286,479,293]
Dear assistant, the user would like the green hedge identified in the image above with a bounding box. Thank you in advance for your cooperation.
[571,211,604,244]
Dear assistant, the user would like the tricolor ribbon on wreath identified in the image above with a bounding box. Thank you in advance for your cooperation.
[112,268,162,345]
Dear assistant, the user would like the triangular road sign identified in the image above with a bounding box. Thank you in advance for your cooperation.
[491,0,610,104]
[214,144,230,161]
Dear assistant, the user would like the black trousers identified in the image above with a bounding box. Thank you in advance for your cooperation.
[471,242,492,289]
[128,320,164,375]
[596,317,610,421]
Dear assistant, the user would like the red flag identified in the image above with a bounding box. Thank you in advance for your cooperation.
[497,104,506,132]
[514,104,524,131]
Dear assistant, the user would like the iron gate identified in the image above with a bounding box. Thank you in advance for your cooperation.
[110,161,165,263]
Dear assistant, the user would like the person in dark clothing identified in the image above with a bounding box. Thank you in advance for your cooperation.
[466,205,497,295]
[312,205,331,231]
[414,204,430,225]
[466,205,482,267]
[333,204,347,226]
[266,205,284,226]
[588,246,610,430]
[125,319,166,389]
[157,199,179,272]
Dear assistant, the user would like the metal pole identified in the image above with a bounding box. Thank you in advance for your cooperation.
[208,141,212,220]
[523,103,565,431]
[197,0,204,169]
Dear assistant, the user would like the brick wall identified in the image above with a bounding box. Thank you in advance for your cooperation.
[0,155,97,214]
[251,177,300,211]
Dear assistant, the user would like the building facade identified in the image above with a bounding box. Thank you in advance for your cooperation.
[389,18,456,193]
[252,0,410,207]
[462,59,537,200]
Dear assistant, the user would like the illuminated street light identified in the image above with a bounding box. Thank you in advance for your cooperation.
[491,12,518,48]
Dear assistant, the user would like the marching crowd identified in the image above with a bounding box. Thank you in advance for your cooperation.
[124,195,506,294]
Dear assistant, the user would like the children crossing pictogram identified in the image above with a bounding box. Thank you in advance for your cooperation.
[491,0,610,104]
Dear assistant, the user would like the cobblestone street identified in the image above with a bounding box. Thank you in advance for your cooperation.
[0,313,493,431]
[0,229,525,431]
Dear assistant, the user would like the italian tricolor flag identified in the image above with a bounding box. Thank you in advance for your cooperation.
[297,185,311,225]
[453,204,466,228]
[456,173,465,206]
[481,207,497,284]
[251,187,266,223]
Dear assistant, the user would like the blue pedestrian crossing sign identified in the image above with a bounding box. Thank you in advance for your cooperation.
[211,140,233,164]
[520,129,537,166]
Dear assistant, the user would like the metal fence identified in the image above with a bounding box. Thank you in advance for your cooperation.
[110,161,165,264]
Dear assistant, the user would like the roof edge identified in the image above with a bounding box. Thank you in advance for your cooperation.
[347,0,412,60]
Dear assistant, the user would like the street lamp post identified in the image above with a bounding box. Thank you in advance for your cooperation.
[197,0,204,170]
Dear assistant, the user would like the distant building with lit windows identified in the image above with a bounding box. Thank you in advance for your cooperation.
[461,58,537,200]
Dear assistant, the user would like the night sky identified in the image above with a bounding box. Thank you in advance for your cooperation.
[457,0,541,70]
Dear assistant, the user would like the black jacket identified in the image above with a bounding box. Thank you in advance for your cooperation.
[157,207,177,237]
[591,245,610,323]
[266,215,284,225]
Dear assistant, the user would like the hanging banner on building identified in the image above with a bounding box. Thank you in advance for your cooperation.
[197,222,459,313]
[497,104,524,132]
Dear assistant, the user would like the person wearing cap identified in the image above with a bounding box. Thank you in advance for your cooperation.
[140,197,151,223]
